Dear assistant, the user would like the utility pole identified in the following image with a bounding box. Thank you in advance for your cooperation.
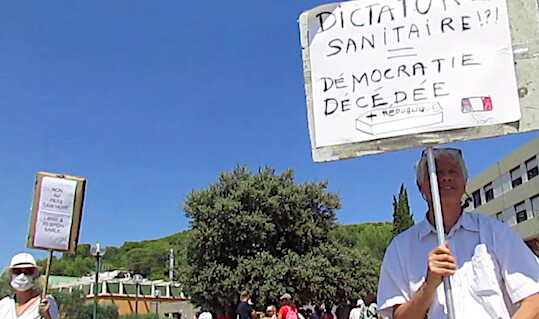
[169,248,174,281]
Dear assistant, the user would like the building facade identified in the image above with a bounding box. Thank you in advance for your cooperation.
[464,135,539,254]
[50,270,196,318]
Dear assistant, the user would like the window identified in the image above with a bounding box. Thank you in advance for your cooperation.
[496,212,503,222]
[510,166,523,188]
[531,194,539,218]
[472,190,482,208]
[514,201,527,223]
[525,156,538,180]
[484,183,494,202]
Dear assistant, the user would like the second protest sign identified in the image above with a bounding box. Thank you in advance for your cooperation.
[27,172,86,254]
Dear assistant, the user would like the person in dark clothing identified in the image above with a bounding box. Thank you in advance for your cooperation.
[237,290,256,319]
[309,306,321,319]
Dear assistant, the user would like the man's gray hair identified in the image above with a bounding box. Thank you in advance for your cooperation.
[414,148,468,184]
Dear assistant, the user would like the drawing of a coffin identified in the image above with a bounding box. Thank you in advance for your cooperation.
[356,102,443,135]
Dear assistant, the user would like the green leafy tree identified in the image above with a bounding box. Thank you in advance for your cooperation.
[180,166,377,313]
[0,272,11,298]
[392,184,414,238]
[308,243,380,306]
[332,222,393,261]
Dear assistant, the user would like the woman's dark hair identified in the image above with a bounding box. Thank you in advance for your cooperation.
[364,293,376,306]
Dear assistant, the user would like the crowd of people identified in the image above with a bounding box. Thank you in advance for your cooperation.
[348,294,379,319]
[235,290,381,319]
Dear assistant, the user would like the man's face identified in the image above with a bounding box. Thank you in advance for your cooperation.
[419,157,466,205]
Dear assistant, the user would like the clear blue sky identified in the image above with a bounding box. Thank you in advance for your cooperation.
[0,1,536,268]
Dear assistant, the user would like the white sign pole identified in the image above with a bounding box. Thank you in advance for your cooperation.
[425,147,455,319]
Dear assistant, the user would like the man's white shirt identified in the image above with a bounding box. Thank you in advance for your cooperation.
[377,212,539,318]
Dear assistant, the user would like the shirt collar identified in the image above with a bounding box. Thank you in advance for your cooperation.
[418,211,479,240]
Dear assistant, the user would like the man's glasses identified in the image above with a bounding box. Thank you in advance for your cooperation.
[12,268,36,276]
[421,147,462,158]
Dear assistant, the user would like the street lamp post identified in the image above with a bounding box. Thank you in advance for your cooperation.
[133,274,143,319]
[153,289,161,318]
[154,289,161,317]
[90,243,107,319]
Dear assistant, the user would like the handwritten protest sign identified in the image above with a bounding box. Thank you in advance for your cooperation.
[27,172,86,253]
[300,0,539,161]
[306,0,520,148]
[34,177,76,250]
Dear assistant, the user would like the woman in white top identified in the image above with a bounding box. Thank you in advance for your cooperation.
[0,252,59,319]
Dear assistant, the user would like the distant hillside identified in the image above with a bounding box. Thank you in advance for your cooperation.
[37,230,192,280]
[38,222,392,279]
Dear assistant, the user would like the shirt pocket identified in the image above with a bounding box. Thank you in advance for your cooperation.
[470,244,510,319]
[471,243,499,296]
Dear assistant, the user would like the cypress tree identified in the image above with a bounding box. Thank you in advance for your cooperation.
[392,184,414,237]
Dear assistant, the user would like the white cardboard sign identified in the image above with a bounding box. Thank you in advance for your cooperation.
[304,0,521,148]
[33,176,77,250]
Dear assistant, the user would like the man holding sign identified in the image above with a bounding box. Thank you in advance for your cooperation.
[377,148,539,318]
